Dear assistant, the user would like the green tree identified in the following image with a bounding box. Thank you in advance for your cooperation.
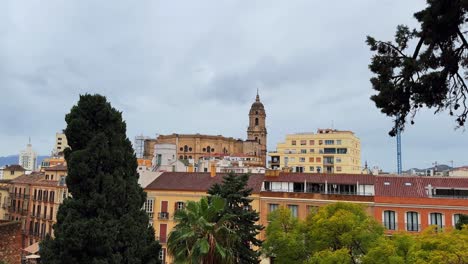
[263,207,311,264]
[207,173,263,264]
[40,94,161,264]
[307,203,383,263]
[362,234,415,264]
[167,196,239,264]
[367,0,468,136]
[306,249,351,264]
[455,214,468,230]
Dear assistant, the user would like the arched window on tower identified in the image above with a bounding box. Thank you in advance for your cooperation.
[255,118,259,126]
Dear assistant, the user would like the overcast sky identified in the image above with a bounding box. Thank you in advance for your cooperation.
[1,0,466,171]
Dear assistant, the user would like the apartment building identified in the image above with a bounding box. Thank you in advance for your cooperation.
[7,165,68,247]
[269,129,361,174]
[374,176,468,233]
[54,133,69,155]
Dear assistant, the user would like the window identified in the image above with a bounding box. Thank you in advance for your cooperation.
[309,140,315,145]
[318,140,323,145]
[336,166,342,172]
[325,140,334,145]
[255,118,259,126]
[159,249,166,262]
[383,210,396,230]
[269,204,279,212]
[288,205,298,217]
[406,212,419,231]
[454,214,462,227]
[300,149,307,154]
[430,213,444,228]
[307,205,319,215]
[337,148,348,154]
[336,158,342,163]
[144,198,154,220]
[291,140,296,145]
[309,166,314,172]
[316,157,321,163]
[336,140,342,145]
[176,202,184,211]
[300,140,307,145]
[309,149,314,153]
[324,148,336,154]
[309,157,314,162]
[316,166,322,173]
[299,157,305,162]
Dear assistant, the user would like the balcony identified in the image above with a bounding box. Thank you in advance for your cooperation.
[156,236,167,243]
[405,223,421,232]
[147,212,154,219]
[158,212,169,220]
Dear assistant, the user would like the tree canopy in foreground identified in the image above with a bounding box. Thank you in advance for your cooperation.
[367,0,468,136]
[40,94,161,264]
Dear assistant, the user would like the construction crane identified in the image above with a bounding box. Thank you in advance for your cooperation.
[396,115,402,175]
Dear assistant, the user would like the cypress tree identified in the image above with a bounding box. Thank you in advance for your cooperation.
[207,173,263,264]
[40,94,161,264]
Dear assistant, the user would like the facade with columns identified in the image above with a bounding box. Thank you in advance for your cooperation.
[143,93,268,166]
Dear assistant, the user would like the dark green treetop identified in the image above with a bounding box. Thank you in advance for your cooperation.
[40,94,161,264]
[207,173,264,264]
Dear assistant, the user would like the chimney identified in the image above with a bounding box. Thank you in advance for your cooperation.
[210,163,216,177]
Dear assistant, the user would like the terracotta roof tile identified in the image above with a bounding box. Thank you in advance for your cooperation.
[375,175,468,198]
[44,164,67,171]
[3,165,26,171]
[265,172,375,185]
[145,172,265,193]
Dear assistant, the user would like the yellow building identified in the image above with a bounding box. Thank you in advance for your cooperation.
[144,171,263,263]
[0,180,10,220]
[0,165,26,180]
[269,129,361,174]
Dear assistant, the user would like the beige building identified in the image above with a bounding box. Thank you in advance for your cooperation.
[54,132,69,155]
[269,129,361,174]
[0,180,10,220]
[143,93,267,166]
[0,165,26,180]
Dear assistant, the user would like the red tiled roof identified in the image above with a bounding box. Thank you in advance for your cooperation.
[145,172,265,193]
[11,172,45,184]
[3,165,26,171]
[44,164,67,171]
[375,175,468,198]
[265,173,375,185]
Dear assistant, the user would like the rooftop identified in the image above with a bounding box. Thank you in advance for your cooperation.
[145,172,265,193]
[2,164,26,171]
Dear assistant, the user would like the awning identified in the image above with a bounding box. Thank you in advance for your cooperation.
[23,242,39,254]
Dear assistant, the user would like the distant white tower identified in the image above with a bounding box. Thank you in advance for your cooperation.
[19,138,37,171]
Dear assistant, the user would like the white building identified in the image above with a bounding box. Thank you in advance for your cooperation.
[152,144,187,172]
[19,140,37,171]
[196,154,266,174]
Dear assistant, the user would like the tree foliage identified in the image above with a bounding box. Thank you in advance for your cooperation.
[167,196,238,264]
[207,173,263,264]
[40,94,161,264]
[367,0,468,136]
[264,203,383,264]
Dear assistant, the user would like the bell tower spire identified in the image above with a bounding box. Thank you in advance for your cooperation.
[247,91,267,165]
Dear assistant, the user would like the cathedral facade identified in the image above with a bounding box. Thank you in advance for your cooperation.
[143,93,267,166]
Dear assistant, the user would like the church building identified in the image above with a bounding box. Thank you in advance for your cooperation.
[143,93,268,166]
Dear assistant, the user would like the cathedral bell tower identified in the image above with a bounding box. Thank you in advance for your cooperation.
[247,90,267,160]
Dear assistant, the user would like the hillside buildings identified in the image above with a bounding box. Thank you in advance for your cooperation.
[268,129,361,174]
[19,141,37,172]
[143,93,267,166]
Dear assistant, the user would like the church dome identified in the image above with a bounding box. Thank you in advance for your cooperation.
[249,93,265,115]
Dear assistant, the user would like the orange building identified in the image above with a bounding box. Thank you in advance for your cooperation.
[7,164,68,247]
[374,176,468,233]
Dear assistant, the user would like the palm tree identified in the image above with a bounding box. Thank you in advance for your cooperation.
[167,196,239,264]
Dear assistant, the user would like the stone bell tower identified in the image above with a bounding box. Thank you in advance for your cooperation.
[247,90,267,160]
